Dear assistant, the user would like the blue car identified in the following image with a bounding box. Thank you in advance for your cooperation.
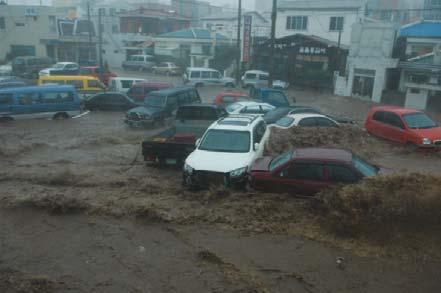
[249,87,294,107]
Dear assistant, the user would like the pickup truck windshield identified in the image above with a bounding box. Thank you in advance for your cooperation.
[145,94,165,107]
[199,130,250,153]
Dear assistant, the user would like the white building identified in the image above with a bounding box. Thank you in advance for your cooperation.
[276,0,367,46]
[199,11,270,40]
[334,22,399,102]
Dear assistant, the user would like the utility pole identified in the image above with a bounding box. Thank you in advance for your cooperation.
[87,1,93,63]
[268,0,277,87]
[98,8,104,82]
[236,0,242,85]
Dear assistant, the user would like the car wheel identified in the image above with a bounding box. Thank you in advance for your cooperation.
[53,112,69,120]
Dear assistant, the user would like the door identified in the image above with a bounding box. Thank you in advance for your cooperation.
[272,162,327,195]
[382,112,406,143]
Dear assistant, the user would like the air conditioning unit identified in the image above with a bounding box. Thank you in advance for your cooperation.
[25,8,38,17]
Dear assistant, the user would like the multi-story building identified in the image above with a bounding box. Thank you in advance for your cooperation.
[366,0,425,24]
[200,11,270,40]
[276,0,366,46]
[0,5,59,62]
[424,0,441,20]
[171,0,223,23]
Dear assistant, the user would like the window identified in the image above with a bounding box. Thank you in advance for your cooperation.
[384,112,405,129]
[0,17,5,30]
[177,92,190,104]
[327,165,358,183]
[66,80,84,89]
[245,73,257,80]
[88,80,100,88]
[298,117,317,127]
[329,17,344,31]
[286,16,308,30]
[15,22,25,27]
[190,71,201,78]
[267,92,287,106]
[109,8,116,16]
[79,68,92,75]
[41,92,74,103]
[280,163,325,181]
[120,80,133,89]
[260,105,274,113]
[211,71,221,79]
[253,121,266,143]
[259,74,269,81]
[188,89,200,102]
[166,95,178,108]
[201,71,211,79]
[18,93,42,105]
[315,117,338,127]
[372,111,386,123]
[199,130,251,153]
[275,117,295,128]
[49,16,56,33]
[0,93,13,105]
[410,88,420,94]
[241,105,261,114]
[65,64,78,70]
[112,24,119,33]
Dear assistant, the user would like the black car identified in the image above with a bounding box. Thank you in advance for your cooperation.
[85,92,139,111]
[263,106,355,125]
[125,86,201,127]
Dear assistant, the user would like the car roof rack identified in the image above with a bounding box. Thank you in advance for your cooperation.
[217,114,259,126]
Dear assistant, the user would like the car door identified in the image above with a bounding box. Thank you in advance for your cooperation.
[252,121,267,158]
[109,94,130,111]
[298,117,318,127]
[369,111,387,138]
[271,161,327,195]
[383,112,406,143]
[201,71,211,85]
[165,94,178,117]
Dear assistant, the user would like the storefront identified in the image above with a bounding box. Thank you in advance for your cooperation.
[253,34,348,89]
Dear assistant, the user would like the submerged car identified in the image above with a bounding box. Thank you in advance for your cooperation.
[213,91,250,107]
[226,101,275,116]
[183,115,269,189]
[365,106,441,149]
[241,70,289,90]
[250,148,389,195]
[152,62,181,75]
[263,106,355,125]
[272,113,339,129]
[84,92,138,111]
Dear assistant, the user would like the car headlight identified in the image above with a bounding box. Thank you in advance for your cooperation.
[230,167,247,178]
[184,163,194,175]
[422,138,432,145]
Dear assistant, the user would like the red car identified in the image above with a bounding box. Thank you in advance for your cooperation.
[79,66,117,86]
[127,82,173,102]
[250,148,387,195]
[214,91,249,107]
[365,106,441,149]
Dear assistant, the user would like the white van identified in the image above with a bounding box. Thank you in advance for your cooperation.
[183,67,235,88]
[241,70,289,90]
[108,77,146,93]
[122,55,155,71]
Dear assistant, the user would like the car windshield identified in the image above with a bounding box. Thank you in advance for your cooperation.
[144,94,165,107]
[53,63,65,69]
[402,112,437,129]
[199,130,250,153]
[275,117,295,128]
[269,151,293,171]
[352,155,379,177]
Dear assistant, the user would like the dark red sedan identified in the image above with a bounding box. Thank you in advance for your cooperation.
[249,148,387,195]
[365,106,441,149]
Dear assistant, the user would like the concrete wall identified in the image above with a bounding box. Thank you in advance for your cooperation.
[405,88,429,109]
[276,8,363,46]
[0,5,59,62]
[334,22,398,101]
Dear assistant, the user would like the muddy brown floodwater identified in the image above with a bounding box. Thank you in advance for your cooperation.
[1,102,441,292]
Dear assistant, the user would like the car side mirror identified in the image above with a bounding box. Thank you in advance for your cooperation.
[254,142,260,151]
[195,138,201,147]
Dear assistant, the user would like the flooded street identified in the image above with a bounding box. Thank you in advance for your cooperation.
[1,82,441,292]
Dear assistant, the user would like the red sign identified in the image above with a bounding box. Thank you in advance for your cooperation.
[242,15,252,62]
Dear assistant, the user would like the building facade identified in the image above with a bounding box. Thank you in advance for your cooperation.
[0,5,59,62]
[334,22,398,102]
[424,0,441,20]
[200,11,270,41]
[276,0,366,46]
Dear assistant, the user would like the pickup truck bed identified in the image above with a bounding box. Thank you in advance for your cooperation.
[141,104,226,165]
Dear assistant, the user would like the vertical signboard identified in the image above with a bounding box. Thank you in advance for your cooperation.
[242,15,252,62]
